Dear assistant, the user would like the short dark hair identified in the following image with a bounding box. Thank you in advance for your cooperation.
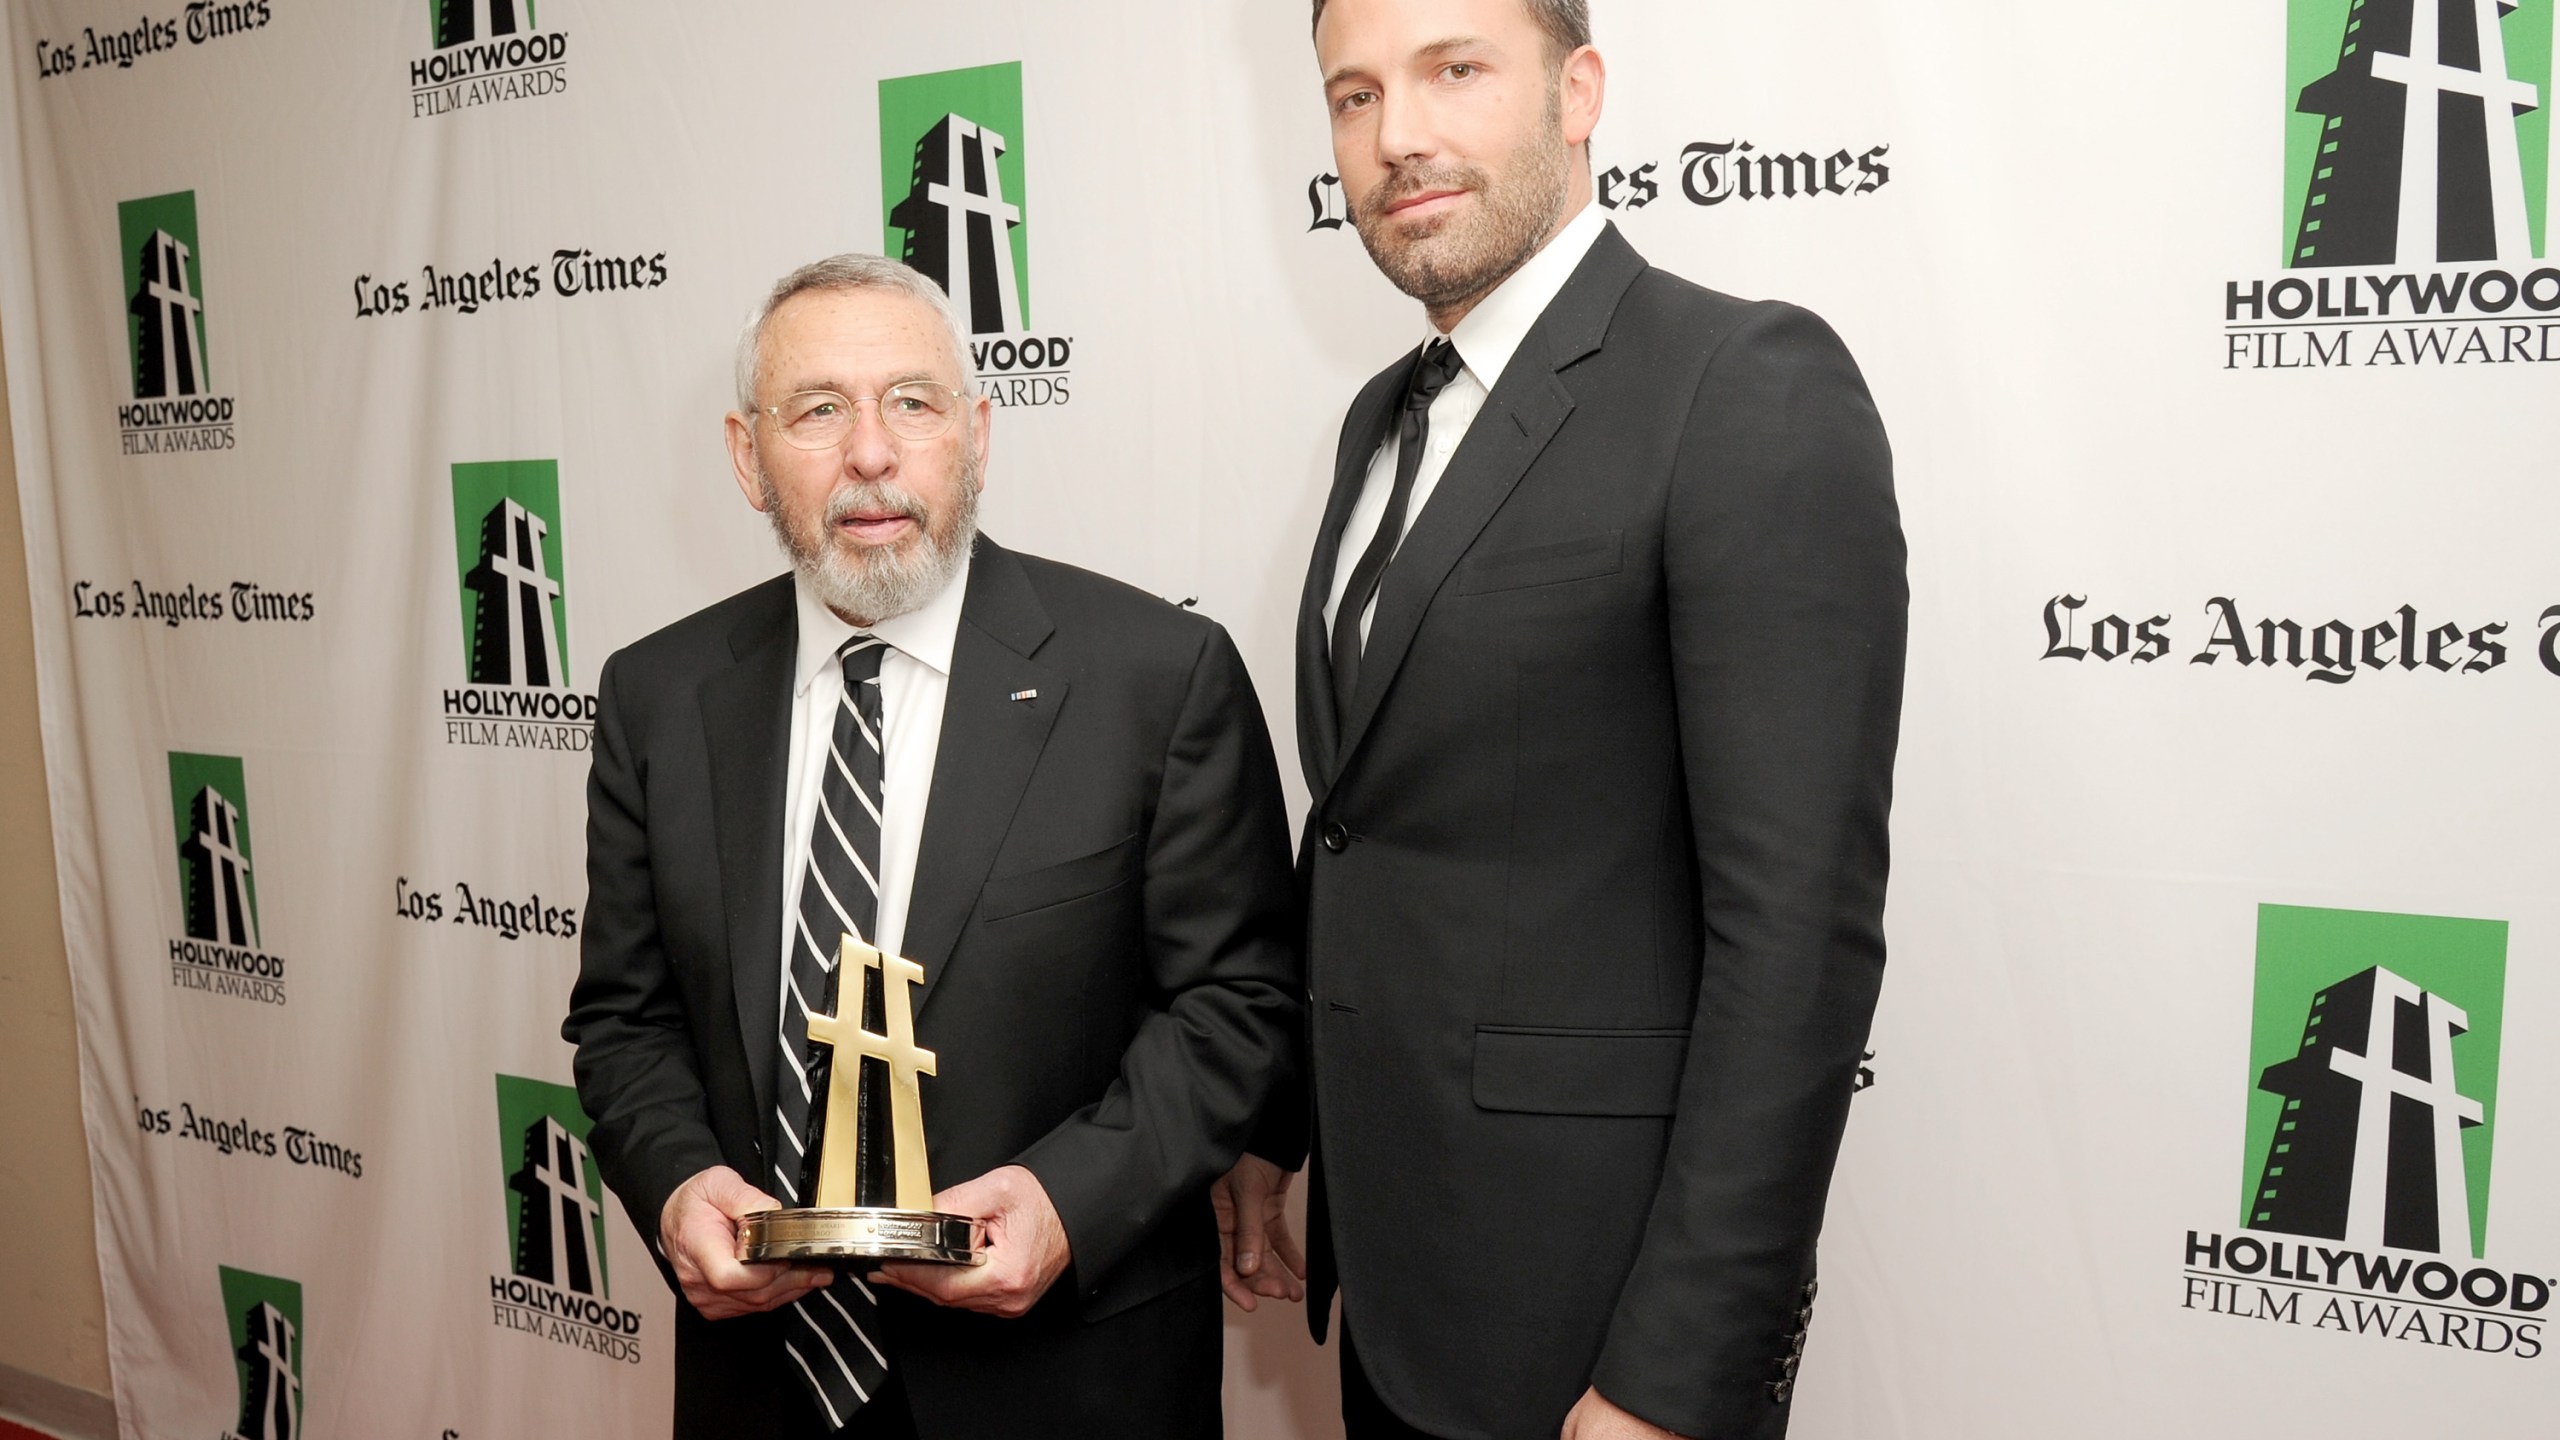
[1311,0,1592,60]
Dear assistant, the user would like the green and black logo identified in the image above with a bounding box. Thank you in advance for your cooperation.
[2283,0,2551,270]
[489,1075,641,1362]
[881,62,1071,409]
[117,191,237,452]
[167,753,285,1005]
[2238,906,2504,1255]
[2227,3,2560,367]
[441,461,595,752]
[409,1,568,119]
[219,1266,303,1440]
[2181,905,2547,1358]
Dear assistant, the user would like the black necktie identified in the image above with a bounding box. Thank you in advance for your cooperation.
[775,636,891,1428]
[1331,338,1464,725]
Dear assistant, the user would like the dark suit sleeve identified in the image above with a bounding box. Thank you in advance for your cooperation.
[1244,846,1315,1172]
[1590,303,1906,1436]
[564,650,729,1246]
[1013,624,1305,1290]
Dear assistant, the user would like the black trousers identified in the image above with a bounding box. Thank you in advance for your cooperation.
[670,1301,921,1434]
[671,1275,1220,1439]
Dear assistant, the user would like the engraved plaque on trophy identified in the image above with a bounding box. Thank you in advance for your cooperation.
[739,936,985,1265]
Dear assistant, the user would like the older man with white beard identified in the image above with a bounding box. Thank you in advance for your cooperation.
[565,253,1302,1440]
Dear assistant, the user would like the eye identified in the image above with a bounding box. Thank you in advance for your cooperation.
[1332,87,1377,115]
[1443,63,1477,80]
[889,395,927,415]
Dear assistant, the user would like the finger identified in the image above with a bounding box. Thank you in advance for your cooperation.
[1232,1177,1267,1277]
[1213,1188,1239,1269]
[1219,1266,1260,1312]
[688,1265,825,1320]
[712,1264,830,1314]
[873,1260,971,1305]
[1248,1268,1301,1303]
[692,1244,789,1291]
[741,1264,834,1304]
[1269,1215,1309,1281]
[866,1264,931,1300]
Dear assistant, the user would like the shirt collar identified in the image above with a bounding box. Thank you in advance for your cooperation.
[1438,201,1608,395]
[791,545,973,695]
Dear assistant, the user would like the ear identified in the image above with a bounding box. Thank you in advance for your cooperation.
[1559,44,1605,151]
[725,411,768,511]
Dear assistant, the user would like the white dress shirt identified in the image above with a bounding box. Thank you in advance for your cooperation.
[1322,201,1609,641]
[778,549,972,991]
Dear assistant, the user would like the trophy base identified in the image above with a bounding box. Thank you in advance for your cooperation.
[739,1207,986,1266]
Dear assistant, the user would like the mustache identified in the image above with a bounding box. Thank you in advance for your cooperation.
[1357,163,1485,224]
[823,481,931,529]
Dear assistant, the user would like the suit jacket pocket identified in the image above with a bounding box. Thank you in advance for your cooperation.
[1471,1025,1689,1116]
[975,834,1141,923]
[1453,531,1623,595]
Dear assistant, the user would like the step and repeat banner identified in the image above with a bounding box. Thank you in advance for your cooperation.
[4,2,2555,1437]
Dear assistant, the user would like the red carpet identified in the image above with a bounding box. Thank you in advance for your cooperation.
[0,1420,63,1440]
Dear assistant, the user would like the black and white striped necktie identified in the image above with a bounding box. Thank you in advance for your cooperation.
[774,634,891,1428]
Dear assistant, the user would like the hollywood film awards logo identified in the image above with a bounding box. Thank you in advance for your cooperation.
[217,1266,302,1440]
[167,753,287,1006]
[488,1076,642,1363]
[2180,905,2550,1358]
[882,62,1073,409]
[439,461,596,752]
[2226,0,2560,367]
[118,192,237,455]
[408,0,569,120]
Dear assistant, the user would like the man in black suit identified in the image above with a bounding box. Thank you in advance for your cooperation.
[565,254,1301,1439]
[1215,3,1907,1437]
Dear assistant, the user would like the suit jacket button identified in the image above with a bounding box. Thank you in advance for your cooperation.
[1768,1380,1793,1405]
[1321,822,1350,852]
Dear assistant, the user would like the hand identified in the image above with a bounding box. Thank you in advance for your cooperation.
[1210,1153,1305,1311]
[1560,1387,1691,1440]
[871,1165,1070,1318]
[658,1165,833,1320]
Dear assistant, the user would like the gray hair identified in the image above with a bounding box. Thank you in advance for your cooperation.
[1311,0,1590,57]
[733,253,975,417]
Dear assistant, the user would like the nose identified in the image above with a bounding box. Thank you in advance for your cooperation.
[836,397,899,478]
[1372,81,1435,169]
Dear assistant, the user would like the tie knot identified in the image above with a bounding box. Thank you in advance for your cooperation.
[1406,339,1463,410]
[838,635,889,686]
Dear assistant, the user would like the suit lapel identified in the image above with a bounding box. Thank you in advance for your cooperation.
[902,538,1064,1014]
[698,576,798,1132]
[1297,359,1409,793]
[1333,225,1648,769]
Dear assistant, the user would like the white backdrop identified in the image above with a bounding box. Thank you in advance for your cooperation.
[5,2,2555,1437]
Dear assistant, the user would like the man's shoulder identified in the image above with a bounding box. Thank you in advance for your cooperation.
[1616,260,1840,361]
[603,573,794,684]
[1001,545,1220,658]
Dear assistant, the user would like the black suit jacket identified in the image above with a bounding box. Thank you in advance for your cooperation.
[565,536,1302,1439]
[1289,225,1905,1440]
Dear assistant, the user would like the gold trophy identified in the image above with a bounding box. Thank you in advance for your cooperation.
[739,937,985,1265]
